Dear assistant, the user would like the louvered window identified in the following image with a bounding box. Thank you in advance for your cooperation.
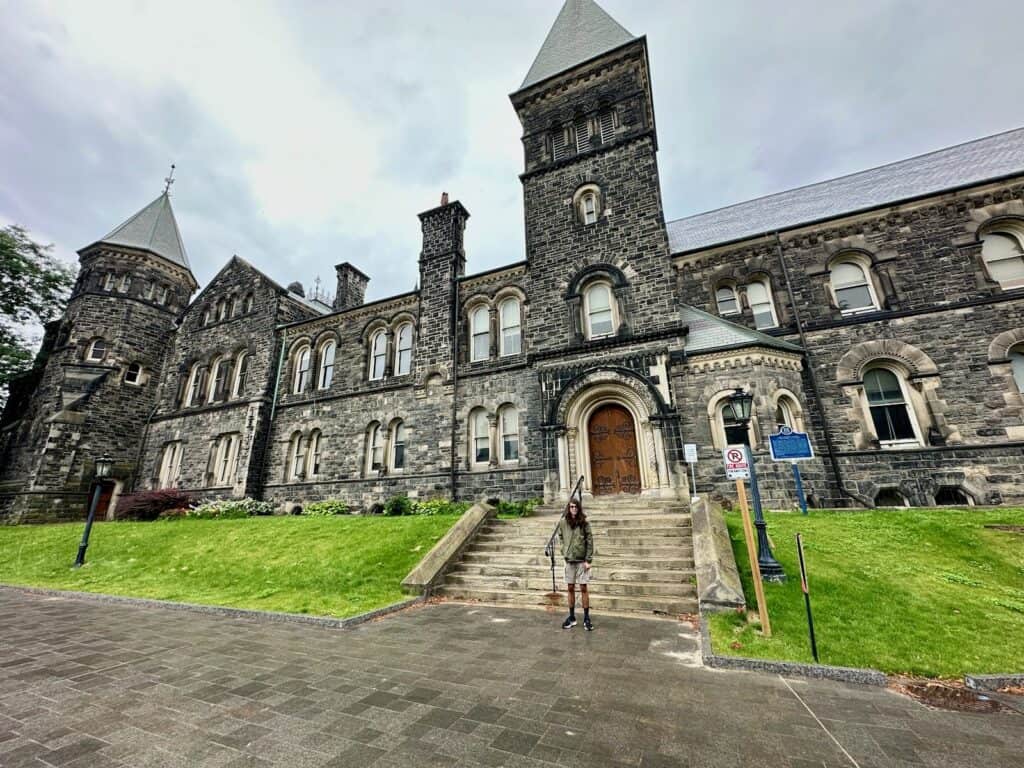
[575,117,590,153]
[599,109,615,143]
[551,128,569,162]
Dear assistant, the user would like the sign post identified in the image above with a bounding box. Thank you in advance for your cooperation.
[769,427,814,516]
[723,446,771,636]
[795,532,818,662]
[684,443,699,502]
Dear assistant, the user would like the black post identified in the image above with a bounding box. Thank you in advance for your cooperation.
[73,482,104,568]
[745,444,786,582]
[796,533,818,662]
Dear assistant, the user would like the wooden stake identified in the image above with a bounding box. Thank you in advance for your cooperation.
[736,479,771,637]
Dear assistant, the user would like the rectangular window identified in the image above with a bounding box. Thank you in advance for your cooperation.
[870,405,916,442]
[575,117,590,153]
[501,410,519,462]
[103,273,115,290]
[145,281,155,300]
[158,442,182,488]
[474,437,489,464]
[119,274,131,292]
[752,305,776,330]
[215,434,239,485]
[599,109,615,143]
[552,129,569,162]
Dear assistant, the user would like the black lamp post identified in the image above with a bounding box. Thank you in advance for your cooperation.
[726,388,786,583]
[73,453,113,568]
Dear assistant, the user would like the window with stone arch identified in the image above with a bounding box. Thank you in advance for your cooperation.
[583,281,617,339]
[232,351,249,398]
[291,344,312,393]
[708,390,758,450]
[394,323,413,375]
[715,285,739,316]
[368,329,387,380]
[366,422,384,473]
[391,420,407,471]
[979,223,1024,289]
[124,362,143,386]
[157,441,183,489]
[1011,344,1024,394]
[573,184,602,226]
[829,255,880,314]
[85,338,107,362]
[498,404,520,463]
[746,279,778,329]
[773,392,803,433]
[318,339,336,389]
[498,297,522,356]
[470,408,490,466]
[185,362,204,407]
[469,305,490,362]
[243,292,254,313]
[217,298,229,321]
[306,430,322,478]
[862,366,921,446]
[286,431,304,480]
[208,355,232,403]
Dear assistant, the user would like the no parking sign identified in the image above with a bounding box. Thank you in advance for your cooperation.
[723,445,750,480]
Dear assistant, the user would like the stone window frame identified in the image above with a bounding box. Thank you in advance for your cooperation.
[85,337,107,363]
[498,403,520,465]
[365,421,385,475]
[986,328,1024,422]
[745,277,779,330]
[565,264,630,343]
[216,298,229,322]
[468,407,493,468]
[144,280,156,301]
[389,419,407,472]
[977,218,1024,290]
[231,350,249,398]
[858,362,926,449]
[582,279,618,340]
[185,362,205,407]
[316,337,337,390]
[715,283,740,316]
[549,122,571,163]
[158,285,169,305]
[207,355,232,403]
[573,183,603,226]
[290,341,313,394]
[157,441,183,489]
[118,273,132,293]
[211,432,240,487]
[102,272,116,291]
[285,431,304,481]
[367,327,388,381]
[243,292,255,313]
[495,288,525,358]
[466,301,491,363]
[770,389,805,434]
[123,362,144,386]
[305,429,322,478]
[707,389,760,451]
[389,313,416,377]
[827,251,882,315]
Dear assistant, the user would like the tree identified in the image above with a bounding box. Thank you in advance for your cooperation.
[0,225,75,409]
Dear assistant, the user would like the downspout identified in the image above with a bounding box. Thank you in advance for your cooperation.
[773,232,864,507]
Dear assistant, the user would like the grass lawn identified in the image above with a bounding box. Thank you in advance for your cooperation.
[707,507,1024,678]
[0,515,460,618]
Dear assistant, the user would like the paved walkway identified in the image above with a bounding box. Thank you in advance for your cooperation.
[1,589,1021,767]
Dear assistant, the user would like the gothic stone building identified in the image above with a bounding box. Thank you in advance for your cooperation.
[4,0,1024,523]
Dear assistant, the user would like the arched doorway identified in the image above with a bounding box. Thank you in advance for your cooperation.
[587,403,641,495]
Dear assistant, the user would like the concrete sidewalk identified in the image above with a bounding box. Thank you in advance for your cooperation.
[0,589,1020,767]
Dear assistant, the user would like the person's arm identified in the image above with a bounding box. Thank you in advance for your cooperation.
[584,521,594,565]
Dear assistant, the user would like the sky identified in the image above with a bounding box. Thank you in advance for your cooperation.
[2,0,1024,307]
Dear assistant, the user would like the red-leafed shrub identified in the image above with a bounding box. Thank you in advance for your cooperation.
[117,489,195,521]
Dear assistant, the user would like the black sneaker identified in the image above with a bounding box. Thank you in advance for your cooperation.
[583,617,594,631]
[562,615,577,629]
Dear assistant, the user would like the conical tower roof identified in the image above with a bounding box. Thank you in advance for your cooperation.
[519,0,636,90]
[91,192,191,270]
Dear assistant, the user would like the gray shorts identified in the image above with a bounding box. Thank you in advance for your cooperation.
[564,561,591,585]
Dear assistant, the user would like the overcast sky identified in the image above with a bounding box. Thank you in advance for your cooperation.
[3,0,1024,305]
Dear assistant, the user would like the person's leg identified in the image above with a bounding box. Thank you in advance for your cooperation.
[567,583,576,616]
[581,578,593,630]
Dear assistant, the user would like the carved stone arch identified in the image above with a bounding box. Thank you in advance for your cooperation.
[565,263,629,298]
[287,335,313,356]
[311,328,340,351]
[360,317,388,343]
[988,328,1024,362]
[461,291,492,312]
[388,311,417,330]
[836,340,939,383]
[493,285,527,304]
[966,208,1024,237]
[552,367,665,426]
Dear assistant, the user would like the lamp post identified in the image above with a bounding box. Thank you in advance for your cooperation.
[73,453,113,568]
[726,389,786,583]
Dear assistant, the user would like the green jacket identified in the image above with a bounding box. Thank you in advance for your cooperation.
[558,516,594,563]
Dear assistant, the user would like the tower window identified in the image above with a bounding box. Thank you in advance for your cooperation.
[124,362,143,385]
[584,283,615,339]
[118,274,131,292]
[86,338,107,362]
[158,286,169,304]
[599,109,616,143]
[574,116,590,153]
[551,126,570,162]
[103,273,115,291]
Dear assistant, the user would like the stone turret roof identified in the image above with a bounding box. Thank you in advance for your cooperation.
[667,126,1024,254]
[92,193,191,271]
[519,0,636,90]
[680,305,802,355]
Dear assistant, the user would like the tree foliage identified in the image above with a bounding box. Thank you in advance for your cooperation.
[0,225,75,408]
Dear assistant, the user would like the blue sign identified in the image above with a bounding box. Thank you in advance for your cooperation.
[769,426,814,461]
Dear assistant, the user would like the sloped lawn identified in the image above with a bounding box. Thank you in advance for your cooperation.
[707,507,1024,678]
[0,515,459,618]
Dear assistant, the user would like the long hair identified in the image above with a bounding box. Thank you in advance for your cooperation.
[565,498,586,529]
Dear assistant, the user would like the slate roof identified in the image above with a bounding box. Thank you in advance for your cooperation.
[680,305,802,355]
[519,0,636,90]
[666,127,1024,254]
[94,193,191,270]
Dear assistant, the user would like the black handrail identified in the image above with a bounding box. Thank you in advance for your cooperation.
[544,476,585,593]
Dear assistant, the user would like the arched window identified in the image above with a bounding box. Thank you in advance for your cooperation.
[229,297,238,317]
[157,441,183,489]
[584,282,615,339]
[186,363,204,406]
[232,352,249,398]
[574,184,602,226]
[864,368,918,445]
[306,430,322,477]
[1011,344,1024,393]
[716,286,739,316]
[318,340,336,389]
[243,292,254,313]
[286,432,304,480]
[720,403,750,446]
[102,273,115,291]
[292,345,312,393]
[499,299,521,356]
[470,306,490,362]
[158,286,169,304]
[144,281,155,300]
[499,405,519,462]
[367,423,384,472]
[86,338,107,362]
[830,260,878,313]
[213,433,239,485]
[118,274,131,292]
[981,231,1024,288]
[202,308,211,326]
[395,323,413,375]
[471,409,490,465]
[746,280,777,329]
[391,421,407,470]
[368,330,387,380]
[124,362,143,385]
[217,299,228,321]
[775,397,795,432]
[209,356,232,403]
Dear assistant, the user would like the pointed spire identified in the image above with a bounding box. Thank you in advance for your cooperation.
[519,0,636,90]
[90,193,191,270]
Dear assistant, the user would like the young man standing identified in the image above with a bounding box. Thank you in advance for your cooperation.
[558,500,594,631]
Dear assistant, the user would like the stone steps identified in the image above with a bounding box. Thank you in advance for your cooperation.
[449,563,696,582]
[443,573,696,597]
[433,585,698,615]
[457,552,695,570]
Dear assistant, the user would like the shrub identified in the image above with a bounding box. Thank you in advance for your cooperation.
[410,498,471,516]
[305,500,349,516]
[496,498,541,518]
[187,498,275,519]
[384,495,413,516]
[117,489,195,521]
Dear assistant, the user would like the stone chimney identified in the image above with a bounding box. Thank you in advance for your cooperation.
[333,262,370,311]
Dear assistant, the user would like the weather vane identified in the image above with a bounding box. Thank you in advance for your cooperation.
[163,164,176,195]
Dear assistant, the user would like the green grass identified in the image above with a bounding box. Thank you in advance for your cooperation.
[0,515,459,618]
[707,507,1024,678]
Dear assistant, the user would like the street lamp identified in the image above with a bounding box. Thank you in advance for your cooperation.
[726,388,786,583]
[73,453,113,568]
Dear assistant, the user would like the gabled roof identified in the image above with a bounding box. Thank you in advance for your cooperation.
[92,192,191,270]
[680,305,802,355]
[667,126,1024,254]
[519,0,636,91]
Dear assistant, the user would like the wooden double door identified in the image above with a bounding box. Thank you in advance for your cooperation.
[587,403,641,495]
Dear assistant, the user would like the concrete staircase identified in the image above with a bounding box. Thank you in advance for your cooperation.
[435,498,698,617]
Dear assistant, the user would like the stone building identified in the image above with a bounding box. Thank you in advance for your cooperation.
[3,0,1024,522]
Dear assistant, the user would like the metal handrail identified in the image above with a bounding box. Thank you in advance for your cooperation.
[544,476,585,593]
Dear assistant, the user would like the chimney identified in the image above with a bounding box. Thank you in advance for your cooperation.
[333,262,370,311]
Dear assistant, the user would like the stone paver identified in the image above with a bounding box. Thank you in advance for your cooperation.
[1,588,1021,767]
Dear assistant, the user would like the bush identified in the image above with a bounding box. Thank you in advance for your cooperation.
[187,498,275,519]
[410,498,471,516]
[496,498,541,518]
[304,500,349,516]
[384,495,413,516]
[117,489,195,521]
